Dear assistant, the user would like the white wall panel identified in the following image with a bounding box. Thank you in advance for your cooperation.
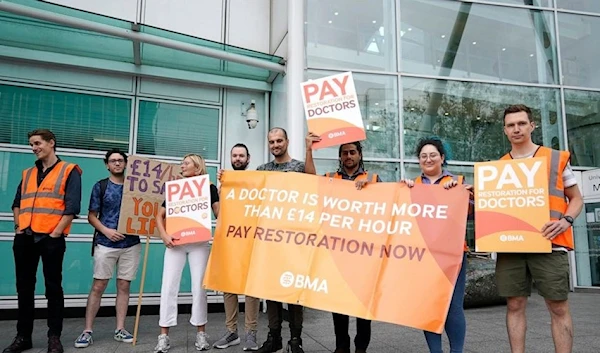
[143,0,224,42]
[227,0,270,53]
[270,0,288,55]
[42,0,139,22]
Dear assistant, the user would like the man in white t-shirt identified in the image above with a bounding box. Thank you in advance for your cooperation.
[495,104,583,353]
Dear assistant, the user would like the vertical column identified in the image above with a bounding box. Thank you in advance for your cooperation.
[286,0,305,159]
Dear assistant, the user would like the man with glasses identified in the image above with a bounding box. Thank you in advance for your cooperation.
[74,149,140,348]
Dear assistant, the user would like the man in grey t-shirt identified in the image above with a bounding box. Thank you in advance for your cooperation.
[255,127,318,353]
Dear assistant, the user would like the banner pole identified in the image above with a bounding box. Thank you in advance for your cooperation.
[132,236,150,346]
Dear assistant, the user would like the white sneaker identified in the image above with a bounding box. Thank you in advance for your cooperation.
[154,334,171,353]
[195,332,210,351]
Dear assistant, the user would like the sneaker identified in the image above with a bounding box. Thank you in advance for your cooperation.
[355,349,367,353]
[48,336,64,353]
[243,331,259,351]
[213,330,240,349]
[195,332,210,351]
[114,329,134,343]
[2,335,32,353]
[74,331,93,348]
[256,332,282,353]
[154,334,170,353]
[286,337,303,353]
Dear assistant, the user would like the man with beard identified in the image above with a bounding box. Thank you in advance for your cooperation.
[324,141,380,353]
[74,149,140,348]
[254,128,317,353]
[213,143,262,351]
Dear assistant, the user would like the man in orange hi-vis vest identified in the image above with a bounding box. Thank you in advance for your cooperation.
[496,105,583,353]
[323,141,381,353]
[4,129,82,353]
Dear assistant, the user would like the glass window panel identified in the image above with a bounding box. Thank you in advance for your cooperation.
[557,0,600,14]
[0,84,131,151]
[471,0,552,6]
[400,0,558,84]
[314,159,400,182]
[306,71,399,159]
[402,77,562,162]
[565,89,600,167]
[558,13,600,89]
[404,162,475,250]
[306,0,397,71]
[137,101,220,160]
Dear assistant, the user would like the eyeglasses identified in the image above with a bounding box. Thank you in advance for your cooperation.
[108,159,125,164]
[419,153,441,161]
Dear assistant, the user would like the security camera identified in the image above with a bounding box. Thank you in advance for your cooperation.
[243,100,259,129]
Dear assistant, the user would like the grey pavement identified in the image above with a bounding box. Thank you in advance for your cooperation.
[1,293,598,353]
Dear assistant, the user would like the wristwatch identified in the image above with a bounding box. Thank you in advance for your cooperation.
[562,215,574,226]
[14,224,19,231]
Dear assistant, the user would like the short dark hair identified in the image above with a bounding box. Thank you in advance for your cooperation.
[503,104,533,123]
[104,149,128,164]
[338,141,364,171]
[231,143,250,156]
[415,137,448,166]
[28,129,57,151]
[268,127,288,139]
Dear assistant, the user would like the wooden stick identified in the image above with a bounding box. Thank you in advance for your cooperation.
[132,236,151,346]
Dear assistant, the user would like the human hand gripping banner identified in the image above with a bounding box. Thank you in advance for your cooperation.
[474,157,551,253]
[165,175,212,245]
[204,171,470,333]
[301,72,366,149]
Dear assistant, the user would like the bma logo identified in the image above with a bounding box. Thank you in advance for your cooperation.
[327,131,346,139]
[500,234,525,242]
[279,271,328,293]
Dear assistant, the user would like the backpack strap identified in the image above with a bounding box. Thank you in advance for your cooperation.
[92,178,109,256]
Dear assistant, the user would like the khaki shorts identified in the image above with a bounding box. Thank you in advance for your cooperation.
[93,244,141,281]
[495,251,570,301]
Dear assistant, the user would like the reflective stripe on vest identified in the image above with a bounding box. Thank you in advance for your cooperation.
[326,171,378,183]
[415,174,469,252]
[18,161,80,235]
[501,146,573,249]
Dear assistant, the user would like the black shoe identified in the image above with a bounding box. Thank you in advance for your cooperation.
[47,336,64,353]
[256,332,283,353]
[2,336,32,353]
[286,337,304,353]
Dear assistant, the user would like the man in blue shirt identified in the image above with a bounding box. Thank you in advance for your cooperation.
[74,150,140,348]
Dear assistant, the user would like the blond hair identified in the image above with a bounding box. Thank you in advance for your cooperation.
[182,153,207,176]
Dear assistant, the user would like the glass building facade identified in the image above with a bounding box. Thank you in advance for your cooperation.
[0,0,599,309]
[305,0,600,289]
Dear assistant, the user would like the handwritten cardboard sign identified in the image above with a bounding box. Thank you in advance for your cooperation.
[117,155,181,237]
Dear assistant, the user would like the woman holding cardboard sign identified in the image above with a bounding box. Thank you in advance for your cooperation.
[401,137,473,353]
[154,153,220,353]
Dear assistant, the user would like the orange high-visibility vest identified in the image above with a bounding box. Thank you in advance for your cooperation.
[415,174,469,252]
[18,161,82,235]
[325,171,379,183]
[501,146,574,250]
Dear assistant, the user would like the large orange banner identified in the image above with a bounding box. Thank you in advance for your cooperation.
[474,158,551,253]
[204,171,469,333]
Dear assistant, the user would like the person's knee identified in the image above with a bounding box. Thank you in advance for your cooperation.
[116,279,131,292]
[545,299,569,317]
[91,279,109,294]
[506,297,527,313]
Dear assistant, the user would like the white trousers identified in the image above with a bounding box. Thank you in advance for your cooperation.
[159,242,210,327]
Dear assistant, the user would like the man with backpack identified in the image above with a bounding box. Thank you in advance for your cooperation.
[74,149,140,348]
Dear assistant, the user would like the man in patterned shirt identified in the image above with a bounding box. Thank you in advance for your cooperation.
[255,127,318,353]
[74,149,139,348]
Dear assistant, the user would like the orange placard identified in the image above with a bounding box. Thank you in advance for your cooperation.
[204,171,469,333]
[165,175,212,245]
[301,72,366,149]
[474,158,551,253]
